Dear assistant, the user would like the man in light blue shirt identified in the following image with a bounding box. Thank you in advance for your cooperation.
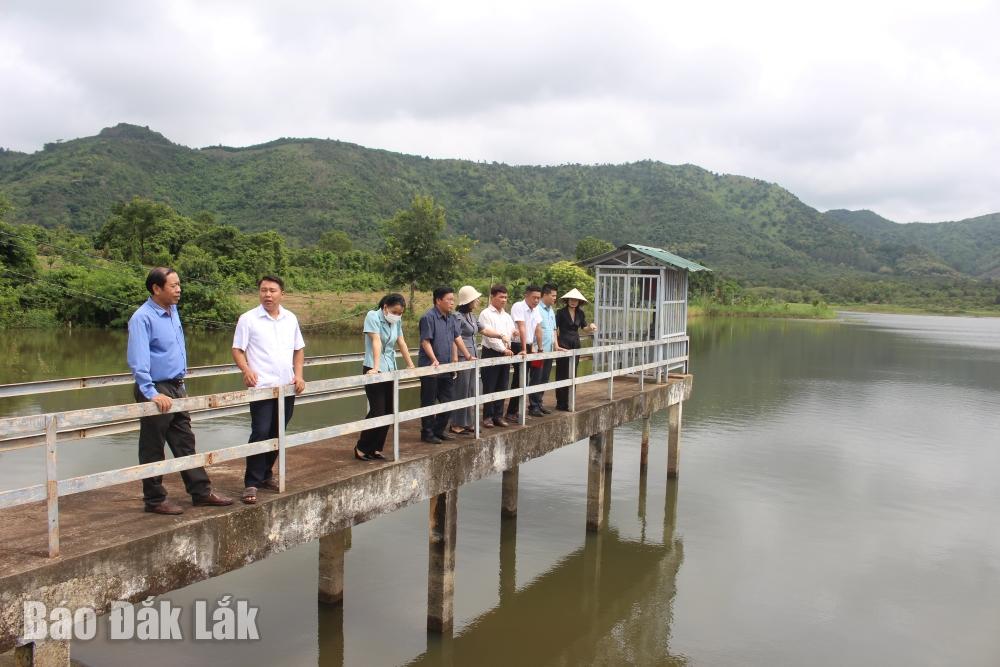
[529,283,562,415]
[127,267,232,515]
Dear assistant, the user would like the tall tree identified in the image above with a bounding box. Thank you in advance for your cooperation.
[318,230,353,253]
[382,195,472,306]
[575,236,615,262]
[0,195,39,283]
[95,197,206,265]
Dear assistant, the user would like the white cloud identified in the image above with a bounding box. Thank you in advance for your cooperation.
[2,0,999,222]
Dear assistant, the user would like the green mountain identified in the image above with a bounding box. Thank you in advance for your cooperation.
[1,123,998,286]
[824,209,1000,279]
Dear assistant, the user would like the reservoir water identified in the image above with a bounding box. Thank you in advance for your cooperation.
[1,312,998,666]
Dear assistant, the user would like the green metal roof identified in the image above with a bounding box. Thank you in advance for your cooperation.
[579,244,712,272]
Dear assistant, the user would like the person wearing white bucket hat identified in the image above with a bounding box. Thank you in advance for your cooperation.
[554,288,597,411]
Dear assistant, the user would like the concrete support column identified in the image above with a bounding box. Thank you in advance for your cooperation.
[428,488,458,633]
[667,402,683,479]
[14,640,70,667]
[318,529,346,605]
[501,466,519,518]
[603,429,615,472]
[639,415,651,469]
[586,430,610,532]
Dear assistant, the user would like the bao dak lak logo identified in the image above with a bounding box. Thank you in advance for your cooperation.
[22,596,259,641]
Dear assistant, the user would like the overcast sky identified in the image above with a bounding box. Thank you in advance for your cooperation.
[3,0,999,223]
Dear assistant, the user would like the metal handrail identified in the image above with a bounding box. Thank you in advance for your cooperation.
[0,335,689,558]
[0,335,603,399]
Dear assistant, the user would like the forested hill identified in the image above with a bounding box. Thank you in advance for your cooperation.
[824,209,1000,279]
[1,123,998,284]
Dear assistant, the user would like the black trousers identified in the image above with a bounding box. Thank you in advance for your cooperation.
[133,380,211,506]
[357,367,393,455]
[480,347,510,420]
[529,358,553,409]
[506,342,532,416]
[555,342,582,409]
[420,371,454,437]
[244,395,296,487]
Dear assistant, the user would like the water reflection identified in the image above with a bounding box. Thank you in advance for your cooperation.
[399,479,686,667]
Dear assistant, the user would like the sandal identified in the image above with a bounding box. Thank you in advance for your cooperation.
[241,487,258,505]
[355,447,372,461]
[449,427,466,435]
[369,451,386,460]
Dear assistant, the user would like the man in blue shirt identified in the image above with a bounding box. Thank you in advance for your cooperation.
[417,286,472,444]
[529,283,562,416]
[127,267,232,515]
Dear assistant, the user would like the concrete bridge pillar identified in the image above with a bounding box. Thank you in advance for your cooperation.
[501,466,519,518]
[427,489,458,633]
[603,429,615,472]
[586,430,611,532]
[13,640,70,667]
[318,529,347,605]
[667,402,683,479]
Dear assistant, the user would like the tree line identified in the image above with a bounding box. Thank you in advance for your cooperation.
[0,194,597,329]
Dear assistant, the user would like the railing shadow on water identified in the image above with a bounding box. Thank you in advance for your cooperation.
[0,336,690,558]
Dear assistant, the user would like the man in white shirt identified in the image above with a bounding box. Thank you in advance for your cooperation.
[505,284,543,421]
[478,284,515,428]
[232,275,306,504]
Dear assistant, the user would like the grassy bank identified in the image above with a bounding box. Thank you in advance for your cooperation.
[250,291,839,331]
[237,290,436,334]
[689,301,836,319]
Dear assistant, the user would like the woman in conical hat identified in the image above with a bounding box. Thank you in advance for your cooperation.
[554,288,598,411]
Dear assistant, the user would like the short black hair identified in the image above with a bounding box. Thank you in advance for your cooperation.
[457,302,474,314]
[257,275,285,290]
[378,293,406,310]
[542,283,558,296]
[145,267,177,294]
[524,284,542,296]
[490,284,508,297]
[433,286,454,302]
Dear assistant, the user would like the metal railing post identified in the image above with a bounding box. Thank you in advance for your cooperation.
[569,349,577,412]
[45,414,59,558]
[607,347,614,401]
[277,384,287,493]
[392,375,401,461]
[519,356,528,425]
[639,344,645,392]
[474,358,481,440]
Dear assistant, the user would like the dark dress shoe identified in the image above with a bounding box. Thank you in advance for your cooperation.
[193,491,234,507]
[421,434,443,444]
[539,407,553,415]
[528,408,545,417]
[145,500,184,515]
[482,419,495,429]
[493,418,510,427]
[435,432,455,441]
[258,478,281,492]
[556,406,571,412]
